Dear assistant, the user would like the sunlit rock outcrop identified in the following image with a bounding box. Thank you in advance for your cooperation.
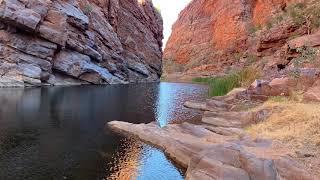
[0,0,163,87]
[163,0,301,73]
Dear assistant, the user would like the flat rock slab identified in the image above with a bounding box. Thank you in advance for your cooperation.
[202,111,254,128]
[184,100,229,112]
[108,121,316,180]
[108,121,233,167]
[203,126,246,136]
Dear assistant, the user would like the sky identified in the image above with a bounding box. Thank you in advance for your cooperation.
[152,0,192,46]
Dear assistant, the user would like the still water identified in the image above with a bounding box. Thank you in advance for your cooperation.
[0,82,208,180]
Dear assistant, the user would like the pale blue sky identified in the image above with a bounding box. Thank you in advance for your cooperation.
[152,0,191,46]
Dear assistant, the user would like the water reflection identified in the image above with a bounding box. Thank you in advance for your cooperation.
[0,83,207,180]
[107,138,184,180]
[155,83,209,127]
[156,84,172,127]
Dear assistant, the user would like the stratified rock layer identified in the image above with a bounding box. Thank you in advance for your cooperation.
[163,0,299,73]
[0,0,163,87]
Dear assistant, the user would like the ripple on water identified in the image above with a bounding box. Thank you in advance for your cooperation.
[106,137,185,180]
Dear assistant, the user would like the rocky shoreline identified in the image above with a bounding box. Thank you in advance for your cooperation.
[108,89,318,179]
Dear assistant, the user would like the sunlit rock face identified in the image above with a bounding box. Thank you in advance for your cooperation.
[163,0,297,73]
[0,0,163,87]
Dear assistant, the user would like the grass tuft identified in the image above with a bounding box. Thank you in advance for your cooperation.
[83,4,93,14]
[193,66,260,97]
[268,96,289,103]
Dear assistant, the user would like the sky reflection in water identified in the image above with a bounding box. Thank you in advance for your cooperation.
[0,83,207,180]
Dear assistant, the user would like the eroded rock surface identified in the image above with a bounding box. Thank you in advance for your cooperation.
[162,0,320,85]
[108,94,317,179]
[163,0,299,73]
[0,0,163,87]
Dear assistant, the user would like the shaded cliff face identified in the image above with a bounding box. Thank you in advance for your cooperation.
[163,0,298,73]
[0,0,163,87]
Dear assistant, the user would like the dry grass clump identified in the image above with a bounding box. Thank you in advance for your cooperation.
[247,100,320,150]
[246,99,320,175]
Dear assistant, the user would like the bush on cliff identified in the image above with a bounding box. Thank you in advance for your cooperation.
[83,4,93,14]
[248,24,262,35]
[193,66,260,97]
[266,1,320,34]
[290,46,319,77]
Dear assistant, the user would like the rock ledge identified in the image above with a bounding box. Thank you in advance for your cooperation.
[108,94,317,179]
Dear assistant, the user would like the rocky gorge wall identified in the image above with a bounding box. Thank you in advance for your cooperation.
[163,0,305,74]
[0,0,163,87]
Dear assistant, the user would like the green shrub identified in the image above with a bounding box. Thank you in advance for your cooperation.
[237,66,261,87]
[287,2,320,33]
[287,3,306,26]
[246,54,259,65]
[232,52,243,62]
[193,75,239,97]
[266,20,273,30]
[290,46,319,77]
[248,24,262,35]
[193,66,260,97]
[275,14,285,23]
[83,4,93,14]
[267,14,286,29]
[264,2,320,34]
[308,4,320,29]
[268,96,289,102]
[293,46,318,65]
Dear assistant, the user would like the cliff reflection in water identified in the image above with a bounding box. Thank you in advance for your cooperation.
[0,83,207,180]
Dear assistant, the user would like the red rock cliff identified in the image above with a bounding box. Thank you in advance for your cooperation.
[0,0,163,87]
[164,0,299,73]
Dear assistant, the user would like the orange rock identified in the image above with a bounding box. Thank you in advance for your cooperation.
[164,0,299,72]
[252,0,287,26]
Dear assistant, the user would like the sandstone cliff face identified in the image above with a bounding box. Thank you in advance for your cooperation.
[0,0,163,87]
[163,0,300,73]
